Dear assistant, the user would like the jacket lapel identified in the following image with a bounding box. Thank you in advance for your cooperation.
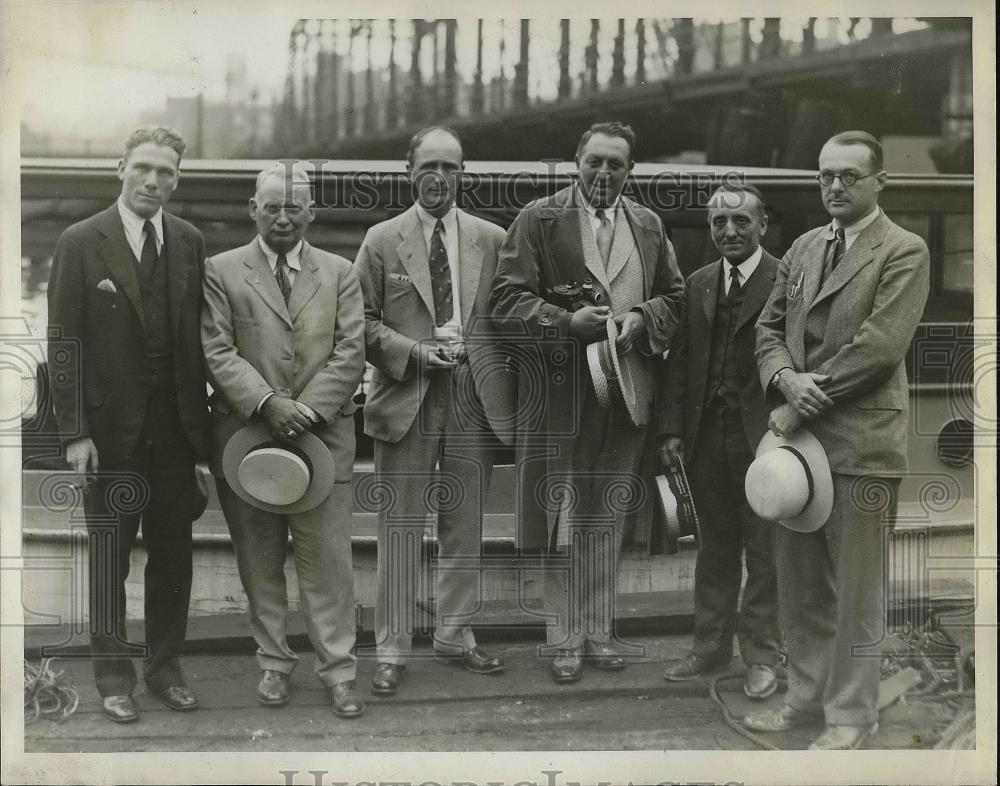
[810,214,887,310]
[395,207,436,318]
[701,260,722,328]
[577,207,611,292]
[96,206,145,329]
[605,208,637,283]
[621,198,658,297]
[456,211,483,329]
[735,253,777,332]
[287,242,322,323]
[800,232,828,311]
[163,213,193,341]
[243,240,293,327]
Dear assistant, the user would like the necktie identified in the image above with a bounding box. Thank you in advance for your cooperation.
[727,265,742,301]
[140,220,159,270]
[429,219,453,327]
[275,253,292,304]
[595,208,613,269]
[821,227,846,285]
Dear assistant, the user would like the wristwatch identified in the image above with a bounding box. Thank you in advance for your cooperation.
[770,368,789,389]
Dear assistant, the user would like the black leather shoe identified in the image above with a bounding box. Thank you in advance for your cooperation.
[102,694,139,723]
[550,648,583,684]
[743,664,778,700]
[257,670,291,706]
[330,680,365,718]
[148,684,199,712]
[371,663,407,695]
[661,652,731,681]
[436,647,505,675]
[743,704,818,732]
[583,641,626,671]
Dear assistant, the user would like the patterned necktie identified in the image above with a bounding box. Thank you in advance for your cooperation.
[822,227,846,285]
[727,264,742,302]
[140,220,159,270]
[595,208,613,269]
[275,253,292,304]
[429,219,453,327]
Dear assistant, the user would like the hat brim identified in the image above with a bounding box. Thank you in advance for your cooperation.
[585,319,653,427]
[754,428,834,532]
[222,423,336,514]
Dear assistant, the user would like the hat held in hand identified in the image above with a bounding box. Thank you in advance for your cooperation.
[222,423,335,514]
[745,428,834,533]
[586,317,653,427]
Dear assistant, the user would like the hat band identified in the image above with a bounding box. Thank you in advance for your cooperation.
[778,445,814,509]
[597,341,624,407]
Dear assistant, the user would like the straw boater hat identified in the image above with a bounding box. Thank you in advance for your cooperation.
[222,423,336,514]
[586,318,654,427]
[745,428,834,533]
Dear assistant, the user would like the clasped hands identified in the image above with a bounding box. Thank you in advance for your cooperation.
[262,396,318,441]
[570,307,646,353]
[769,370,833,438]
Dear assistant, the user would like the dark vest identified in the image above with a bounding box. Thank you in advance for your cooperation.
[705,266,746,410]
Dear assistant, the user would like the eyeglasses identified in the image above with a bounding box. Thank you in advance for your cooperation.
[816,170,880,187]
[261,203,306,217]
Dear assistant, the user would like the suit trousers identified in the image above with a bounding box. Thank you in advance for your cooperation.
[776,472,899,726]
[688,403,779,666]
[373,361,504,663]
[85,383,196,697]
[216,479,357,686]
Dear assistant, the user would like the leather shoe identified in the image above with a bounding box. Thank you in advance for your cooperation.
[661,652,731,681]
[256,670,291,706]
[583,641,626,671]
[371,663,407,695]
[742,704,818,732]
[149,684,199,712]
[435,646,505,675]
[329,680,365,718]
[743,664,778,700]
[102,694,139,724]
[550,648,583,684]
[808,722,878,750]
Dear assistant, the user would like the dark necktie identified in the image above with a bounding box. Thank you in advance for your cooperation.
[140,220,159,270]
[429,219,453,326]
[727,264,742,302]
[595,208,613,269]
[822,227,846,285]
[275,253,292,304]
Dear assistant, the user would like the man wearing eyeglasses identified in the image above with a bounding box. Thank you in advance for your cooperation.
[748,131,930,749]
[201,162,367,718]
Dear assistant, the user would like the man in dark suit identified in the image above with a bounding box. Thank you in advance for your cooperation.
[491,121,684,684]
[48,126,209,723]
[746,131,930,749]
[658,183,780,699]
[355,127,515,695]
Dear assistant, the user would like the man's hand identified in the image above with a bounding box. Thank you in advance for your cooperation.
[65,437,99,475]
[410,342,457,371]
[615,311,647,354]
[777,370,834,418]
[659,435,684,470]
[769,403,805,438]
[262,396,313,441]
[569,305,611,341]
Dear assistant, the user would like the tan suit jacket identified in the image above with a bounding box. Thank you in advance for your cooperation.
[755,211,930,474]
[201,238,365,480]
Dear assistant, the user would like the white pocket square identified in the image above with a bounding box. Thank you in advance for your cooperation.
[97,278,117,293]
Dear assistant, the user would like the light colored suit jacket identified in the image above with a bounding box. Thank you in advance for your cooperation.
[201,238,366,481]
[755,211,930,475]
[354,206,516,445]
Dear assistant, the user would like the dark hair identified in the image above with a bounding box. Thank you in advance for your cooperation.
[575,121,637,162]
[709,182,767,217]
[406,125,463,166]
[122,126,187,163]
[825,130,884,171]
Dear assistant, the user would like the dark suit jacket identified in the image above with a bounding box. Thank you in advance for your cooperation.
[658,251,779,457]
[490,185,685,548]
[48,204,210,466]
[756,211,930,475]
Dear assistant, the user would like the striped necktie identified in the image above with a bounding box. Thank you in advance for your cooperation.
[275,253,292,304]
[821,227,846,285]
[429,219,453,326]
[595,208,613,269]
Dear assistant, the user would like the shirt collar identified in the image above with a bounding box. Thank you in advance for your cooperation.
[579,187,620,220]
[828,206,881,242]
[724,245,763,282]
[257,236,303,271]
[117,196,163,244]
[415,203,458,234]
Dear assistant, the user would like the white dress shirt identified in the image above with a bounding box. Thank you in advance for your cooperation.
[117,197,163,262]
[257,235,303,286]
[724,245,763,295]
[414,203,463,340]
[582,194,620,244]
[829,206,881,252]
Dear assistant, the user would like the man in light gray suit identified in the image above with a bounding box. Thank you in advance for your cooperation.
[355,127,515,695]
[746,131,930,749]
[202,162,366,718]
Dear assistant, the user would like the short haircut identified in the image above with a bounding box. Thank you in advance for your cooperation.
[255,161,313,201]
[708,182,767,218]
[575,121,637,162]
[825,130,885,171]
[123,126,186,164]
[406,125,463,167]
